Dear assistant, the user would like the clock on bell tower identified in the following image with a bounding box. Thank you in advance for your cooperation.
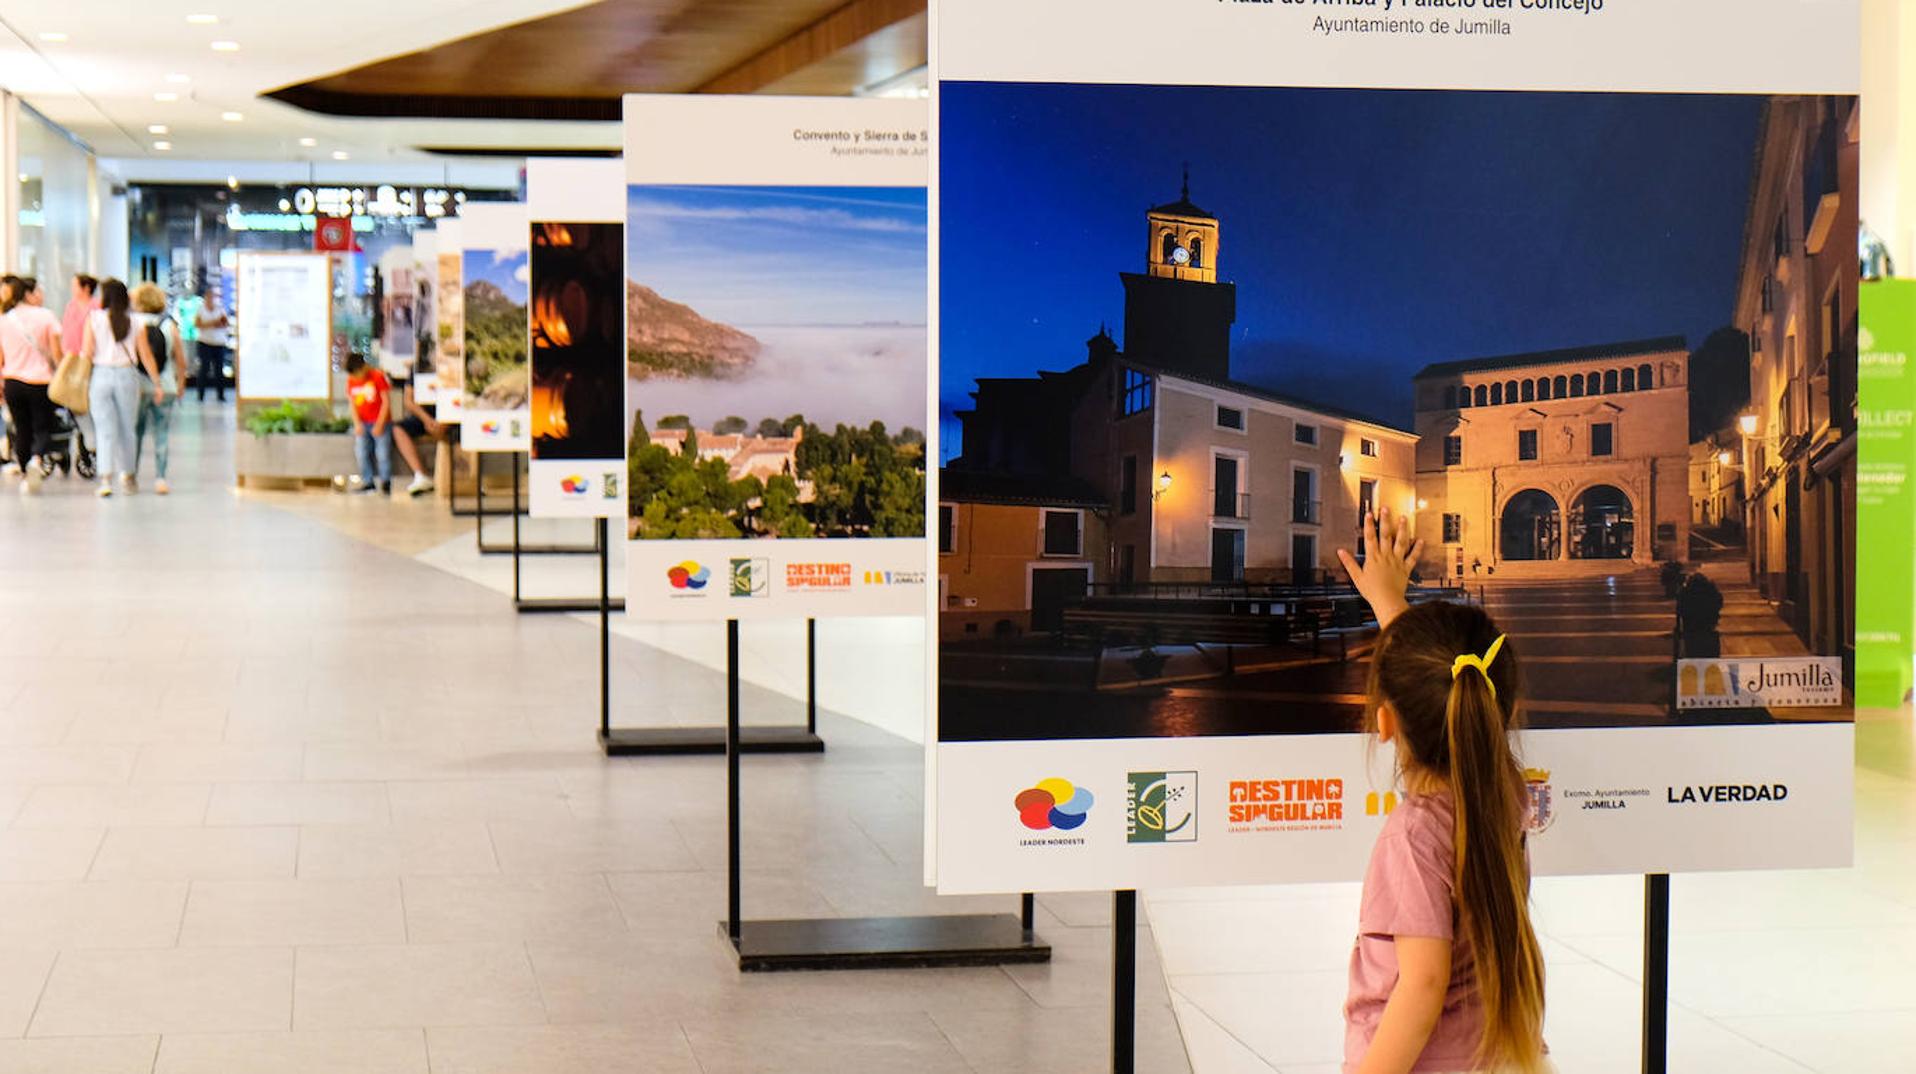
[1119,167,1236,382]
[1145,165,1219,284]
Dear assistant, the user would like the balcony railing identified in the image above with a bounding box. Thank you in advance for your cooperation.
[1291,499,1322,525]
[1213,491,1251,519]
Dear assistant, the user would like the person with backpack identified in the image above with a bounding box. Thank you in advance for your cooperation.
[78,278,162,498]
[131,283,185,495]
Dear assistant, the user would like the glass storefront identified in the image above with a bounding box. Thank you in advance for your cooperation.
[15,102,94,301]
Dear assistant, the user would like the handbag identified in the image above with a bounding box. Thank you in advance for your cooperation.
[48,350,92,414]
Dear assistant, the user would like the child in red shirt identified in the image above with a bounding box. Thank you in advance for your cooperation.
[345,353,393,495]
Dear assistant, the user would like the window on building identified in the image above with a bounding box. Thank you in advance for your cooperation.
[1295,423,1318,446]
[1443,435,1462,467]
[1042,510,1083,557]
[1637,363,1653,388]
[1121,368,1154,416]
[1160,231,1178,264]
[1621,367,1636,392]
[1534,377,1550,401]
[1458,387,1472,409]
[1518,429,1538,461]
[1119,456,1138,516]
[1586,370,1601,394]
[1491,383,1504,406]
[1590,422,1614,457]
[1443,513,1462,543]
[1553,374,1568,398]
[1762,275,1775,313]
[1520,380,1534,403]
[1216,405,1244,431]
[1569,374,1585,398]
[1361,437,1379,458]
[1360,479,1377,518]
[1292,468,1319,524]
[938,505,956,554]
[1474,384,1488,407]
[1190,237,1204,269]
[1604,369,1619,394]
[1505,380,1519,403]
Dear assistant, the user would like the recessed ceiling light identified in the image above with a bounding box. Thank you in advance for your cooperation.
[186,13,218,24]
[278,198,291,211]
[148,124,169,135]
[153,141,172,151]
[165,73,191,84]
[38,32,69,43]
[221,112,243,122]
[210,40,239,52]
[331,150,350,160]
[154,92,179,102]
[298,137,317,147]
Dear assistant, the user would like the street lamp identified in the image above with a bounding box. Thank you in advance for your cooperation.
[1738,413,1760,437]
[1716,450,1733,466]
[1153,471,1172,502]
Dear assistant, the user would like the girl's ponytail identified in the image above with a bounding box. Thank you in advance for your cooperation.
[1445,639,1547,1073]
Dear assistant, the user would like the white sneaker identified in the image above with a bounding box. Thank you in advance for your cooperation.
[22,461,42,495]
[120,473,137,494]
[155,479,171,496]
[96,483,113,498]
[407,473,434,497]
[2,463,20,479]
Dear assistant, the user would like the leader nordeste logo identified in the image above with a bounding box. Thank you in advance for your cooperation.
[1667,783,1788,804]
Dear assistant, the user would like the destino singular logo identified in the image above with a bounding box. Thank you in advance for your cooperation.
[729,558,770,598]
[1127,771,1197,843]
[1015,778,1094,846]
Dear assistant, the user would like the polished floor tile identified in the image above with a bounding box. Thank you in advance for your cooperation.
[425,1023,702,1074]
[292,943,547,1030]
[179,878,407,947]
[29,946,294,1036]
[154,1029,429,1074]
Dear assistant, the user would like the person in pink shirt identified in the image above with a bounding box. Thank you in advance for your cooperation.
[61,273,98,358]
[2,276,64,493]
[1337,509,1548,1074]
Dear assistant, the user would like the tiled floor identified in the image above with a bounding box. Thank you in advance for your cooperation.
[5,402,1910,1073]
[0,404,1187,1074]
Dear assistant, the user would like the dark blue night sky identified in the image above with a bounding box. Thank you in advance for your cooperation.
[939,83,1764,451]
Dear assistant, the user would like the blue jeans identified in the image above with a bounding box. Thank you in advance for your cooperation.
[135,389,177,479]
[88,365,142,480]
[356,424,392,487]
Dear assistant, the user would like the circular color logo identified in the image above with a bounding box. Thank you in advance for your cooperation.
[480,421,501,435]
[560,475,589,496]
[1015,777,1095,831]
[667,561,711,590]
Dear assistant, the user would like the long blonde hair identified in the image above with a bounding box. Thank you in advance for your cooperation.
[1367,601,1546,1073]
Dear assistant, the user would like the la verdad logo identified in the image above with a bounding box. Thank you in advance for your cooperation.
[1667,783,1788,804]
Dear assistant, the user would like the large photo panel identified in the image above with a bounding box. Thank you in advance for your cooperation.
[432,218,465,424]
[623,94,930,620]
[459,202,531,452]
[527,159,628,518]
[931,1,1860,894]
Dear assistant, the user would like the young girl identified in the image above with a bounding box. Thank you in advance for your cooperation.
[1337,508,1547,1074]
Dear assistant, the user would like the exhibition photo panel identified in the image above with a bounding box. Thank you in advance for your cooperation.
[930,0,1860,894]
[622,94,931,620]
[433,218,466,424]
[527,158,628,518]
[459,202,532,452]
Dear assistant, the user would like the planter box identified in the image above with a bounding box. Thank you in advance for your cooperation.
[235,432,418,485]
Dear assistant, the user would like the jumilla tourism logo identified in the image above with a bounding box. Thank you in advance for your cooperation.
[560,475,589,497]
[1126,772,1197,844]
[729,558,770,599]
[1676,657,1843,710]
[1226,778,1344,832]
[862,569,927,587]
[666,561,711,592]
[1016,778,1094,846]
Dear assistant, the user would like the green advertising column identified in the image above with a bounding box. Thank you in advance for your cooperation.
[1857,279,1916,708]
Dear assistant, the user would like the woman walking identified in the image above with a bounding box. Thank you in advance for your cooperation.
[78,279,162,497]
[131,283,185,494]
[1,276,64,493]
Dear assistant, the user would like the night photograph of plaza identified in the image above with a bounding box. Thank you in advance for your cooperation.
[936,83,1859,742]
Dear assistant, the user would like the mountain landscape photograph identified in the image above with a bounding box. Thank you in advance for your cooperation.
[463,248,531,410]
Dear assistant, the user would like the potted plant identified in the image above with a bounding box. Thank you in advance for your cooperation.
[235,400,359,485]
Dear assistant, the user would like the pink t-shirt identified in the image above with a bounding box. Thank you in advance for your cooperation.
[1344,791,1486,1074]
[1,305,60,383]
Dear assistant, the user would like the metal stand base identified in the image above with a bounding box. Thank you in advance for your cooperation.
[599,726,825,756]
[517,597,627,614]
[720,914,1050,972]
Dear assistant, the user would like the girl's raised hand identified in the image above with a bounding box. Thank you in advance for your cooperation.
[1337,507,1423,629]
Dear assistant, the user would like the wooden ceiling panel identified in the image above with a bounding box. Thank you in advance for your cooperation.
[268,0,925,120]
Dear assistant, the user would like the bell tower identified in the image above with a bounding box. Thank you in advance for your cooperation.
[1119,168,1236,381]
[1145,164,1219,284]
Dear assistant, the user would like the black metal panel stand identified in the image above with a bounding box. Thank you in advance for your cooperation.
[599,616,825,756]
[1113,890,1137,1074]
[716,615,1049,971]
[475,452,598,558]
[1643,873,1670,1074]
[511,474,626,614]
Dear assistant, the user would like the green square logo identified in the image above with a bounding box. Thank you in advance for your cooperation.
[1126,771,1197,843]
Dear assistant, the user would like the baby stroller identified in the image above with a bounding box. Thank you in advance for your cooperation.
[39,405,97,481]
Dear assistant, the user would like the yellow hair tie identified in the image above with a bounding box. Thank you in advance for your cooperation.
[1450,634,1507,699]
